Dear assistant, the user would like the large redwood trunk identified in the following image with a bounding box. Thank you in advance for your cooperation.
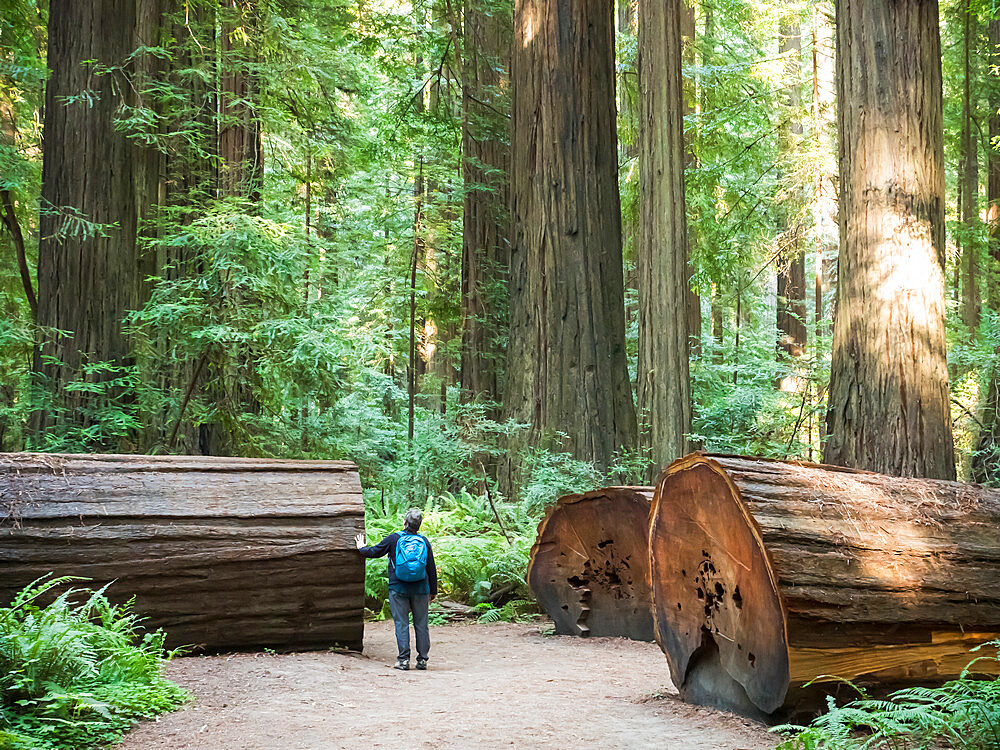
[636,0,691,478]
[33,0,165,436]
[0,454,365,652]
[823,0,954,479]
[649,454,1000,717]
[506,0,636,473]
[460,0,510,407]
[528,487,654,640]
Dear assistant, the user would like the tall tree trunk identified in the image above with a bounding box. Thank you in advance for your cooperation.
[960,1,980,332]
[971,13,1000,484]
[989,14,1000,310]
[776,2,807,359]
[810,1,836,345]
[460,0,511,408]
[0,98,36,320]
[422,4,461,413]
[33,0,165,439]
[200,0,263,456]
[218,0,263,203]
[824,0,955,480]
[637,0,691,478]
[155,2,217,454]
[682,1,701,357]
[507,0,637,474]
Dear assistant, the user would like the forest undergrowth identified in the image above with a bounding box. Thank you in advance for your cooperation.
[0,578,186,750]
[775,643,1000,750]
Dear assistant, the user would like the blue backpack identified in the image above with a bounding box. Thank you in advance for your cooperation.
[394,531,428,582]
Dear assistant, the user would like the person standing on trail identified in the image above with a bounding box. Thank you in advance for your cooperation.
[355,509,438,671]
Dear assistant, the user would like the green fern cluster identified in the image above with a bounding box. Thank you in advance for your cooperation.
[0,578,187,750]
[775,643,1000,750]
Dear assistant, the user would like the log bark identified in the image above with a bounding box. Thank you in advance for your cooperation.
[824,0,954,480]
[649,453,1000,718]
[0,453,365,652]
[528,487,654,641]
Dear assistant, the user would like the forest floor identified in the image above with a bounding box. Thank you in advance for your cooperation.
[119,620,780,750]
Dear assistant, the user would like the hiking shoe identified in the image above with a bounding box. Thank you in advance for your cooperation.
[416,659,427,671]
[393,659,409,671]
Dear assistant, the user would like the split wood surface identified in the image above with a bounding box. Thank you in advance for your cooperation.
[528,487,654,640]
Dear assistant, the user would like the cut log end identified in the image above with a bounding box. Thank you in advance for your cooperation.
[649,455,789,714]
[528,487,654,641]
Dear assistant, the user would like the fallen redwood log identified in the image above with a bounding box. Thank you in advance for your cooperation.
[528,487,654,640]
[649,453,1000,718]
[0,453,365,652]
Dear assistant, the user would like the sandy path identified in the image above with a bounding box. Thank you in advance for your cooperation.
[120,621,780,749]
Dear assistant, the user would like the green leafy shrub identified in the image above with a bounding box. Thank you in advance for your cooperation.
[775,642,1000,750]
[0,578,187,750]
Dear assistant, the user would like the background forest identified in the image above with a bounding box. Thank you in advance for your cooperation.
[1,0,999,608]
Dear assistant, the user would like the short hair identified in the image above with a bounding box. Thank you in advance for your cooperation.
[404,508,423,532]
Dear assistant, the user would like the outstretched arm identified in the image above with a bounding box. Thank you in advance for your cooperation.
[356,533,393,558]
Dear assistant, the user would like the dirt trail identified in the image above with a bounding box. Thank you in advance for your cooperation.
[120,621,780,749]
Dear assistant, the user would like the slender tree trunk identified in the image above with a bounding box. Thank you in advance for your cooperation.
[618,0,640,346]
[33,0,165,438]
[218,0,263,203]
[776,2,807,359]
[711,283,724,360]
[971,14,1000,484]
[637,0,691,478]
[201,0,263,456]
[681,1,701,357]
[0,88,35,319]
[507,0,637,474]
[960,1,980,332]
[824,0,955,480]
[812,17,823,339]
[460,0,511,408]
[810,1,836,345]
[157,1,217,454]
[989,14,1000,310]
[410,159,424,448]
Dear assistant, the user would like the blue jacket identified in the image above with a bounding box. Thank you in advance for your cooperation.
[360,531,438,597]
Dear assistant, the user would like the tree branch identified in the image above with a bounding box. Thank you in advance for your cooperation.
[0,191,37,319]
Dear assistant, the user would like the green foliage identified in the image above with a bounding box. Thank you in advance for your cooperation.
[358,438,623,619]
[0,578,187,750]
[775,643,1000,750]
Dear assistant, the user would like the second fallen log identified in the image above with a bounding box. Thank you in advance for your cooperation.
[649,453,1000,718]
[528,487,654,640]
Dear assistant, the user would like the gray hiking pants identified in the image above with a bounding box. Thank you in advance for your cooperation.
[388,590,430,662]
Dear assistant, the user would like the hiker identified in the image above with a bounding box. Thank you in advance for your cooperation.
[355,508,438,671]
